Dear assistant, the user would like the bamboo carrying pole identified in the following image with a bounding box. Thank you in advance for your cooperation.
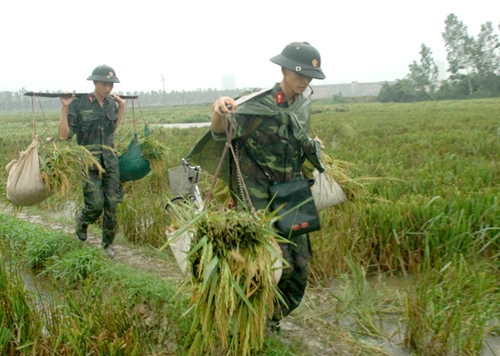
[24,92,138,100]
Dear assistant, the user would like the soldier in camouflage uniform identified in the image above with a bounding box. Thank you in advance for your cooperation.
[189,42,326,329]
[58,65,125,258]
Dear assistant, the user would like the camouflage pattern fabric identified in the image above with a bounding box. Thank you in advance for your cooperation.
[228,113,302,210]
[80,166,123,246]
[68,93,119,170]
[271,233,312,321]
[68,93,123,245]
[216,84,322,210]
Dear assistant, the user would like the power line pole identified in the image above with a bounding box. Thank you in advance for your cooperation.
[160,74,166,106]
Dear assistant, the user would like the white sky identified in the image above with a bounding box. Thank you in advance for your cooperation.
[1,0,499,93]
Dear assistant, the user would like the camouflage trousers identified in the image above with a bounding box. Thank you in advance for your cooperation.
[272,233,313,321]
[78,165,124,247]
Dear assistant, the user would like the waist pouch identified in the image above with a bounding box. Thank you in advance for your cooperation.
[268,178,321,238]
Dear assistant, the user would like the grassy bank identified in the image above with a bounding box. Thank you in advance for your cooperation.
[0,213,190,355]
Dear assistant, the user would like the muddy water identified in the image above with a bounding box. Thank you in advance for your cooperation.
[347,275,500,356]
[20,266,57,298]
[3,257,58,338]
[4,255,58,305]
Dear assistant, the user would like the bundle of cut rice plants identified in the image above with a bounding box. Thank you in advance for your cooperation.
[162,203,286,356]
[38,141,105,195]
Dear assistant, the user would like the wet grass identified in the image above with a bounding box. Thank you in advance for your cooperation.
[0,214,187,355]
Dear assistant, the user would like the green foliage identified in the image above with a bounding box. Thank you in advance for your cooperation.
[119,195,169,247]
[331,94,348,103]
[408,44,439,100]
[164,204,286,356]
[308,98,500,279]
[442,13,475,78]
[45,247,107,283]
[378,14,500,102]
[377,79,418,102]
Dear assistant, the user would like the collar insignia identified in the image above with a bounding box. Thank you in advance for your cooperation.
[276,91,285,105]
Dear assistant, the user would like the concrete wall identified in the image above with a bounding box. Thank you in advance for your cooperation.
[311,81,395,99]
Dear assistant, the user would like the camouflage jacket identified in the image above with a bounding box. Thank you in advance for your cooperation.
[187,83,324,210]
[67,93,119,169]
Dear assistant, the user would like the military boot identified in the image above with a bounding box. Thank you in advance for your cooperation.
[102,243,116,259]
[265,319,281,334]
[75,213,88,241]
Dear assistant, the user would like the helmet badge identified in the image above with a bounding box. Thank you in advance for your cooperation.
[312,59,319,67]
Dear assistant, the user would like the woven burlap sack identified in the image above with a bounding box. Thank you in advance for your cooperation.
[6,137,53,206]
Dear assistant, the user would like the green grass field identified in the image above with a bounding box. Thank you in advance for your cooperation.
[1,97,499,355]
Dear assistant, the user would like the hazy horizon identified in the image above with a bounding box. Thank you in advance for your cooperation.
[2,0,498,94]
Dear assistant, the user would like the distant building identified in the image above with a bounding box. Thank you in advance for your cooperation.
[221,75,236,90]
[311,81,394,99]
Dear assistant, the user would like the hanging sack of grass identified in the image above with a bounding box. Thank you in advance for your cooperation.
[311,168,347,210]
[119,133,151,182]
[302,150,351,211]
[6,136,53,206]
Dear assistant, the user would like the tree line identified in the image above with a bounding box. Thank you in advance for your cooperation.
[378,14,500,102]
[0,88,242,112]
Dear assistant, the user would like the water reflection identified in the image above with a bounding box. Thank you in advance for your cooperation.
[150,122,211,129]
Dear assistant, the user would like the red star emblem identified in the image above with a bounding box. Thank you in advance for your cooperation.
[276,91,284,105]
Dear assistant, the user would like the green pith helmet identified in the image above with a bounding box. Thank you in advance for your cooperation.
[87,65,120,83]
[270,42,325,80]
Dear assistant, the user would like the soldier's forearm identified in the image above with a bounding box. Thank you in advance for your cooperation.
[58,107,70,140]
[212,112,227,134]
